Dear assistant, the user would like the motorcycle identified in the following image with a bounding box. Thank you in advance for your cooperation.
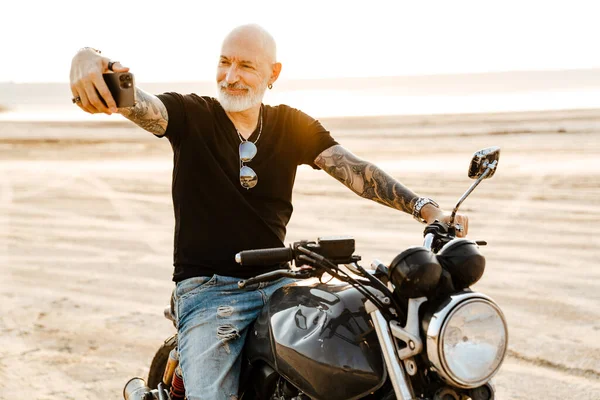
[123,147,508,400]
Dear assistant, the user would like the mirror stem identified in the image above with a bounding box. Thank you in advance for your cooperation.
[449,161,497,226]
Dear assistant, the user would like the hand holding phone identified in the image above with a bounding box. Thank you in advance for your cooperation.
[70,50,133,114]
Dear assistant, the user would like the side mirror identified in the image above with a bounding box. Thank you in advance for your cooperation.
[448,146,501,229]
[468,146,500,179]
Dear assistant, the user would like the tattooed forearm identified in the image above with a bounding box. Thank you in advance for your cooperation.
[314,145,418,214]
[118,87,168,136]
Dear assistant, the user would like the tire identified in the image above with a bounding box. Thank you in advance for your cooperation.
[147,334,178,389]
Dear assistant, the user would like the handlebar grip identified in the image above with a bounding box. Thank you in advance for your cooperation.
[235,247,294,266]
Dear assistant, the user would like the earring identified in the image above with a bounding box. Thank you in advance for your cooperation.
[268,83,273,90]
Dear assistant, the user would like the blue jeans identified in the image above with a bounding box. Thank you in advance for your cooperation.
[173,274,295,400]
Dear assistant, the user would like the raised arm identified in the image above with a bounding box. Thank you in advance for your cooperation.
[314,144,469,235]
[69,48,168,136]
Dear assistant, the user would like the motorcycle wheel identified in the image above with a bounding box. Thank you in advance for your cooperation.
[147,334,178,389]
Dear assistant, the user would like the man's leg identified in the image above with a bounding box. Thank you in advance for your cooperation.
[174,275,293,400]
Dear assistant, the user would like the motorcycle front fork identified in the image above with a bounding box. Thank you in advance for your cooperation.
[366,300,417,400]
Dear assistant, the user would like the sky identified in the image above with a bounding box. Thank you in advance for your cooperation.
[2,0,600,83]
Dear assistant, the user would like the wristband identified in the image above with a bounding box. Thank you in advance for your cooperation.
[412,197,439,224]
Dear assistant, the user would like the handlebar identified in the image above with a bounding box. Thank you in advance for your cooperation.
[235,230,486,290]
[235,247,293,266]
[235,237,358,289]
[236,236,358,269]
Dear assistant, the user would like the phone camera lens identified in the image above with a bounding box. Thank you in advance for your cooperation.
[119,75,127,82]
[121,82,133,89]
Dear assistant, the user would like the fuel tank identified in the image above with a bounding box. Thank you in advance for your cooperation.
[246,279,386,400]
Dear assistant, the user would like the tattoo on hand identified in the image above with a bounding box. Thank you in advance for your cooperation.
[120,88,168,135]
[315,145,418,214]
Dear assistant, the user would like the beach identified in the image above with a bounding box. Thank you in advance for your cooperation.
[1,109,599,399]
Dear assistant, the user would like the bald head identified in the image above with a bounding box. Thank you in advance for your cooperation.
[216,24,282,112]
[221,24,277,64]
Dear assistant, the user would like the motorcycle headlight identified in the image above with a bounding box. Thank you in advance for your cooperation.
[426,292,508,389]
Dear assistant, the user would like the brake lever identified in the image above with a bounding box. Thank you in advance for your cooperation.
[238,268,314,289]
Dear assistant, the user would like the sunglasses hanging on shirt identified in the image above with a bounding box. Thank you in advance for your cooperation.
[237,106,263,189]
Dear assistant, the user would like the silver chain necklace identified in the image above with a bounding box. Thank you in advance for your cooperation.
[235,106,263,145]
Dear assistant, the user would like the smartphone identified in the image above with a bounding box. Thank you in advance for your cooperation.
[102,72,136,108]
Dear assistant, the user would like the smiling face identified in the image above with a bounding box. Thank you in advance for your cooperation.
[216,25,280,112]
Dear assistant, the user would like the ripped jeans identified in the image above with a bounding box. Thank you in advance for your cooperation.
[173,274,295,400]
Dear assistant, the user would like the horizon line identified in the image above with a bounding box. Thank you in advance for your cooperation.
[3,66,600,85]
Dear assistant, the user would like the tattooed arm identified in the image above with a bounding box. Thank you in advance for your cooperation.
[314,144,469,234]
[118,87,169,136]
[314,144,419,214]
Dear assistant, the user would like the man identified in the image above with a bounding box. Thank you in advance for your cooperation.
[70,24,468,400]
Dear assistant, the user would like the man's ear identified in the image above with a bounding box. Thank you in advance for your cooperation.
[270,62,282,85]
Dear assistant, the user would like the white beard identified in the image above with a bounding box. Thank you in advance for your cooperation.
[217,79,269,112]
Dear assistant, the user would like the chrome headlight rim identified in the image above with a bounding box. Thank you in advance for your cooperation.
[426,292,508,389]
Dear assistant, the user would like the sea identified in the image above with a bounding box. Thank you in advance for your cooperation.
[1,69,600,122]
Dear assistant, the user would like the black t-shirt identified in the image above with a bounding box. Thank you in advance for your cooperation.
[156,93,338,282]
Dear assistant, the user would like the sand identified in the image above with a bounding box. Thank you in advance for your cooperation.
[1,109,599,399]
